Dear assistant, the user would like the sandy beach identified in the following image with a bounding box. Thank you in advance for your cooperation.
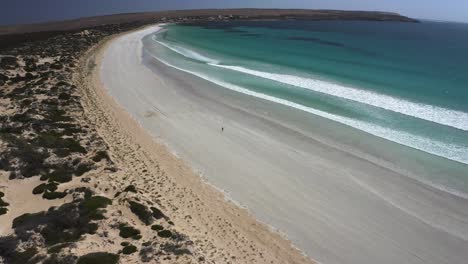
[98,25,468,264]
[78,25,314,264]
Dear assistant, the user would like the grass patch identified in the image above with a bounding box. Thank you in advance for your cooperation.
[77,252,119,264]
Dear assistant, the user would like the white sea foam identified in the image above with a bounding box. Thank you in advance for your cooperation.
[152,36,468,131]
[211,64,468,132]
[152,35,218,64]
[148,53,468,165]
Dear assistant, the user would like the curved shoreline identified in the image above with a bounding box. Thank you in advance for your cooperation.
[79,24,315,264]
[97,24,468,264]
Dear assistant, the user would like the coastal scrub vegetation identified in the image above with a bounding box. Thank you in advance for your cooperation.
[0,191,9,215]
[76,252,119,264]
[118,223,141,239]
[0,12,219,263]
[129,200,154,225]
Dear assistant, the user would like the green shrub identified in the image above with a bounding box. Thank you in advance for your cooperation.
[123,185,136,193]
[118,224,140,239]
[120,241,130,246]
[122,245,137,255]
[74,187,93,199]
[0,207,7,215]
[75,163,92,176]
[80,196,112,220]
[0,197,9,207]
[157,230,172,238]
[92,151,110,162]
[34,132,86,155]
[32,182,58,194]
[87,223,99,234]
[81,196,112,211]
[47,242,73,254]
[42,191,67,200]
[150,206,165,219]
[8,247,38,264]
[45,167,73,183]
[129,201,153,225]
[142,241,151,247]
[151,224,164,231]
[77,252,119,264]
[12,212,45,228]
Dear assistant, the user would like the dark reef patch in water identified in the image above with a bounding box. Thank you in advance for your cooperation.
[240,33,262,37]
[287,36,344,47]
[224,29,248,33]
[286,36,376,56]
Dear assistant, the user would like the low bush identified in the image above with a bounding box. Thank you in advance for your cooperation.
[77,252,119,264]
[7,247,38,264]
[80,196,112,220]
[47,242,73,254]
[32,182,58,195]
[157,230,172,238]
[92,151,110,162]
[0,197,9,207]
[123,185,137,193]
[151,225,163,231]
[122,245,137,255]
[0,207,8,215]
[42,191,67,200]
[150,206,165,220]
[129,201,153,225]
[118,224,140,239]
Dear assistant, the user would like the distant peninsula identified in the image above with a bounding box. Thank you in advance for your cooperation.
[0,9,417,36]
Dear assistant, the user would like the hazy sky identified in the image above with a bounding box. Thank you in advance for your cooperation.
[1,0,468,26]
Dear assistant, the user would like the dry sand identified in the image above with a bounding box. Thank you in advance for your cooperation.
[98,25,468,264]
[77,25,314,264]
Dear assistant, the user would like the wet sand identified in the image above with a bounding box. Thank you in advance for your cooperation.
[100,25,468,264]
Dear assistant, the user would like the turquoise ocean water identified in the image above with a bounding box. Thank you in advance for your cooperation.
[143,20,468,191]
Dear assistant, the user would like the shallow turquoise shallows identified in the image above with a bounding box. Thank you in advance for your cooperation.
[145,20,468,188]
